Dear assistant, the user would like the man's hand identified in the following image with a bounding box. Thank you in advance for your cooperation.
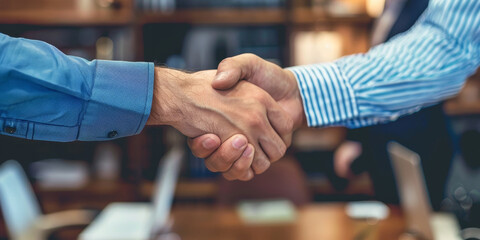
[334,141,362,178]
[147,67,293,176]
[214,54,305,129]
[189,54,307,180]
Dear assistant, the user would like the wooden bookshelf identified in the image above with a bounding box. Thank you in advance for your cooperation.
[0,0,134,26]
[290,7,373,25]
[138,8,288,25]
[137,8,373,26]
[0,8,133,26]
[0,6,373,27]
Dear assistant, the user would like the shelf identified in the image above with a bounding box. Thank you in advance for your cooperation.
[444,101,480,116]
[0,7,374,26]
[291,8,373,25]
[0,8,133,26]
[138,8,287,25]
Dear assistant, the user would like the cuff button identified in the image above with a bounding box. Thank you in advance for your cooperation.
[4,126,16,134]
[107,130,118,138]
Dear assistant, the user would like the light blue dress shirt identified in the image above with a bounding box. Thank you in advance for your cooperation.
[0,33,154,141]
[289,0,480,128]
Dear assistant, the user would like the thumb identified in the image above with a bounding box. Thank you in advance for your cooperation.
[212,53,259,90]
[187,134,221,159]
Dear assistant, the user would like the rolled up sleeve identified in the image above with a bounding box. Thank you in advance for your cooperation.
[0,33,154,141]
[78,60,154,141]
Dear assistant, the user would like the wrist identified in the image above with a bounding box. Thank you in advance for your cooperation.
[147,67,186,126]
[284,69,307,130]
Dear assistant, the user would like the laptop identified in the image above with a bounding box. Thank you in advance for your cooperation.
[79,146,185,240]
[388,142,461,240]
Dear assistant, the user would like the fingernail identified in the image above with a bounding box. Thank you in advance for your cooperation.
[243,145,254,158]
[202,137,217,150]
[232,136,247,149]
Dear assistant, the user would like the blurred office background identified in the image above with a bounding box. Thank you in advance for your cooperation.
[0,0,480,239]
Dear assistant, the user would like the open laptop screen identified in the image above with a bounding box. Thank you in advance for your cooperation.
[388,141,434,239]
[150,146,185,236]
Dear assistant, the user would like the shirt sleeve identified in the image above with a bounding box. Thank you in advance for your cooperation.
[288,0,480,128]
[0,33,154,141]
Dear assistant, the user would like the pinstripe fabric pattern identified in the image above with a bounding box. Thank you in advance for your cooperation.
[288,0,480,128]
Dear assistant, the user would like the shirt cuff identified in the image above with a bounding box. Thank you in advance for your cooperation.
[287,63,358,127]
[78,60,154,141]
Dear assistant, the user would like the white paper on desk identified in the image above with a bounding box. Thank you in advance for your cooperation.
[237,199,297,224]
[30,159,88,190]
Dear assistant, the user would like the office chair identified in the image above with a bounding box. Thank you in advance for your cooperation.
[0,160,95,240]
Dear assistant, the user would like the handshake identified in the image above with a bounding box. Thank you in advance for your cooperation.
[146,54,306,181]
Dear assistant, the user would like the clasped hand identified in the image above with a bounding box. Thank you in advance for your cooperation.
[147,56,305,180]
[188,54,306,181]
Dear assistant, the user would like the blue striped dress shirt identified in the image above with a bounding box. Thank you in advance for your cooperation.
[288,0,480,128]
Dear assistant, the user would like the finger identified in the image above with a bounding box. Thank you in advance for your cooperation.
[265,100,294,148]
[256,95,291,160]
[187,134,221,158]
[251,144,272,174]
[204,134,248,172]
[258,127,286,164]
[222,144,255,181]
[247,96,287,173]
[213,53,261,90]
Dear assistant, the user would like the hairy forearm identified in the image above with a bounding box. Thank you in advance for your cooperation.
[147,67,185,126]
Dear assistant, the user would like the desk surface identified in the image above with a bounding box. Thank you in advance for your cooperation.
[170,203,406,240]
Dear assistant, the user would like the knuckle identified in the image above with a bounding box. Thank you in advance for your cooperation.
[232,160,250,173]
[219,151,237,168]
[248,113,265,129]
[205,156,233,173]
[205,148,237,172]
[218,57,233,68]
[255,94,268,106]
[243,53,258,60]
[204,160,221,173]
[251,90,267,102]
[252,157,271,174]
[215,162,231,172]
[205,158,223,172]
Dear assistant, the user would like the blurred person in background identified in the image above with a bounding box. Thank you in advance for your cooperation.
[332,0,453,210]
[190,0,479,183]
